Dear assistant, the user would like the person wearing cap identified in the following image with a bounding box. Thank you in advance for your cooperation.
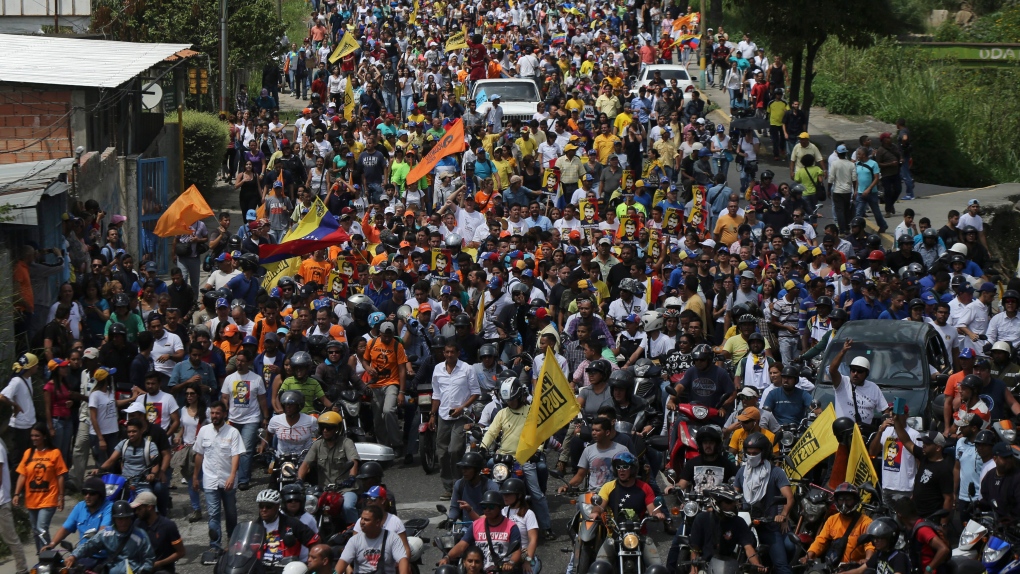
[849,279,885,321]
[770,280,802,364]
[132,489,186,571]
[955,281,995,354]
[1,353,41,468]
[762,366,814,427]
[727,407,776,463]
[40,475,111,555]
[979,439,1020,523]
[988,340,1020,389]
[958,198,988,250]
[830,338,888,429]
[65,496,155,574]
[789,131,824,181]
[364,321,408,454]
[728,386,780,433]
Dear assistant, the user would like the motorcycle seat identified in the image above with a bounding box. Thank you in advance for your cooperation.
[647,435,669,451]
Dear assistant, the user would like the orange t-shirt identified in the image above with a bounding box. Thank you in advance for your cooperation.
[300,259,333,285]
[14,260,31,311]
[944,370,967,413]
[365,337,408,389]
[17,447,67,509]
[218,340,241,361]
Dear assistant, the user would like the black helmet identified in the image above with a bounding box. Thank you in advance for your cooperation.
[227,235,242,251]
[737,313,756,325]
[695,425,722,449]
[860,517,900,544]
[608,369,634,390]
[113,293,130,308]
[203,291,219,308]
[747,332,765,345]
[692,343,713,361]
[791,184,805,194]
[510,282,530,296]
[1004,290,1020,303]
[867,235,882,249]
[453,313,472,327]
[282,483,304,503]
[239,253,259,272]
[961,374,983,389]
[435,566,461,574]
[743,432,772,454]
[908,298,925,309]
[832,417,855,442]
[730,303,749,320]
[289,351,313,370]
[830,308,848,322]
[832,482,861,514]
[585,359,612,377]
[816,296,833,309]
[781,365,799,378]
[279,391,305,410]
[499,477,527,496]
[278,276,297,290]
[431,335,448,349]
[922,228,938,240]
[588,561,615,574]
[347,294,378,320]
[108,322,128,336]
[111,500,134,518]
[974,429,999,445]
[456,452,485,470]
[306,334,330,357]
[963,225,978,235]
[479,344,498,358]
[897,234,913,245]
[760,169,775,180]
[950,254,967,266]
[851,217,866,229]
[950,275,969,291]
[480,490,504,507]
[356,461,384,480]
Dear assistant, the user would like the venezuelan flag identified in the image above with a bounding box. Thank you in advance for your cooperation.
[552,32,567,45]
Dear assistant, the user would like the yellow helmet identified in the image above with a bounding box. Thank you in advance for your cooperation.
[317,411,343,427]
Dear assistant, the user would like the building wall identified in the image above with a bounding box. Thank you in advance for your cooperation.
[0,85,76,164]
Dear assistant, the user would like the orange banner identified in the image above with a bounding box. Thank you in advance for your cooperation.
[406,118,468,185]
[672,12,699,31]
[154,184,214,237]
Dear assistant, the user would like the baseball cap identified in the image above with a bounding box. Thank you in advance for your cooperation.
[242,336,258,346]
[919,430,946,447]
[393,280,406,291]
[93,367,116,381]
[624,313,640,323]
[418,303,432,314]
[737,387,759,399]
[264,332,279,343]
[379,321,396,334]
[968,199,980,206]
[700,239,716,249]
[993,442,1016,458]
[130,491,158,508]
[48,358,69,370]
[124,403,146,415]
[215,252,232,262]
[216,298,229,308]
[245,209,258,221]
[836,144,848,153]
[222,324,239,337]
[440,285,452,295]
[487,276,502,289]
[959,348,976,359]
[737,407,761,422]
[83,347,100,359]
[979,282,996,292]
[144,261,157,272]
[530,307,549,319]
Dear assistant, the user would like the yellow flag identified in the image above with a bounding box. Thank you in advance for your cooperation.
[409,0,419,25]
[445,28,468,52]
[329,32,360,64]
[782,404,839,479]
[847,424,880,502]
[343,76,356,121]
[261,257,302,290]
[516,348,580,461]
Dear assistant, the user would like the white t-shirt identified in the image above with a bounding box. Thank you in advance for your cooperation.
[267,413,317,454]
[959,212,983,232]
[204,269,241,291]
[340,529,408,574]
[194,422,246,490]
[642,333,675,361]
[502,507,538,538]
[221,371,267,425]
[89,389,120,436]
[134,391,179,431]
[1,376,35,430]
[832,375,887,425]
[456,208,485,243]
[877,425,922,492]
[151,331,184,376]
[354,511,405,535]
[926,318,957,355]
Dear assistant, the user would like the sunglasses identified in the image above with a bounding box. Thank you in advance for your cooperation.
[482,504,502,510]
[849,367,867,374]
[258,503,277,510]
[185,391,197,396]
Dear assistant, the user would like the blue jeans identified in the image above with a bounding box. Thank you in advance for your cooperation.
[522,462,551,530]
[901,158,914,198]
[367,183,385,204]
[382,91,397,115]
[233,422,261,486]
[53,418,73,471]
[401,95,415,119]
[855,192,888,231]
[342,491,359,525]
[187,481,202,512]
[758,525,793,574]
[712,158,730,179]
[204,487,238,548]
[28,507,56,551]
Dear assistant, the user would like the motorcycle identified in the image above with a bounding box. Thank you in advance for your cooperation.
[490,452,525,486]
[664,385,720,474]
[981,503,1020,574]
[212,520,296,573]
[664,470,709,569]
[334,389,397,464]
[265,443,306,493]
[604,498,665,574]
[415,379,438,473]
[552,470,608,574]
[305,461,355,541]
[97,471,144,503]
[433,504,474,563]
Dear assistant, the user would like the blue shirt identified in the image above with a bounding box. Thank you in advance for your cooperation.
[130,278,167,295]
[226,274,259,305]
[63,500,113,535]
[168,359,217,391]
[855,159,880,194]
[955,438,982,501]
[503,185,536,208]
[634,191,652,212]
[878,307,908,320]
[838,288,863,307]
[524,215,552,232]
[849,297,885,321]
[365,281,392,307]
[762,387,814,425]
[449,477,500,520]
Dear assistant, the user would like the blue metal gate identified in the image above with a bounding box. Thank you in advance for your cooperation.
[137,158,170,275]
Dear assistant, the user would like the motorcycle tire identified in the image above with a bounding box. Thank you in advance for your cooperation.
[420,430,438,474]
[576,541,595,574]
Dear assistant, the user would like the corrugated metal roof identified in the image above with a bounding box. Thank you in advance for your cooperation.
[0,157,75,195]
[0,34,193,88]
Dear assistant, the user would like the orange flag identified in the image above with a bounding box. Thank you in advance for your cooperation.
[672,12,699,31]
[154,184,215,237]
[406,119,468,185]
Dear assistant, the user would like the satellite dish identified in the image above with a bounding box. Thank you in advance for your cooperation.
[141,83,163,111]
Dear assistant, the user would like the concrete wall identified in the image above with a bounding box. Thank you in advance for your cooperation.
[0,85,77,164]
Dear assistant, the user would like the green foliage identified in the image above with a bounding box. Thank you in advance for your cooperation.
[166,110,230,195]
[810,76,874,116]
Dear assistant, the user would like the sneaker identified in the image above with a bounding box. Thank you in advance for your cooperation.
[404,453,414,465]
[188,510,203,523]
[543,528,557,541]
[902,195,915,200]
[237,483,251,491]
[439,491,452,501]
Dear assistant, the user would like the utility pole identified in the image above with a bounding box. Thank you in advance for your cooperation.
[177,105,185,193]
[54,0,59,32]
[698,0,707,90]
[219,0,228,112]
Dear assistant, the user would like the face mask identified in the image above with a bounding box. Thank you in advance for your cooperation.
[745,453,763,468]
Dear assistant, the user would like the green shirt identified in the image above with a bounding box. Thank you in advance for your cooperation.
[390,161,411,191]
[105,312,145,343]
[280,376,325,414]
[794,165,824,197]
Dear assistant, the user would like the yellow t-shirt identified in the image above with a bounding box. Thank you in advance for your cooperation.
[729,427,778,461]
[768,100,789,127]
[593,134,620,164]
[515,136,538,159]
[794,165,824,197]
[714,213,745,246]
[614,112,633,136]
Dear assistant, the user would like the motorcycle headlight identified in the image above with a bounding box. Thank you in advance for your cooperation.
[622,533,640,550]
[983,543,1009,563]
[692,406,709,420]
[282,462,297,479]
[492,463,509,482]
[683,500,700,517]
[345,401,361,416]
[906,416,923,431]
[1002,429,1016,443]
[781,432,796,447]
[305,494,319,515]
[579,503,596,520]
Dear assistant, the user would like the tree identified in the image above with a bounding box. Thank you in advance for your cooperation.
[730,0,906,122]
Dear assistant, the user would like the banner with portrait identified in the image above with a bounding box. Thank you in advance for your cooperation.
[687,185,708,236]
[617,215,641,245]
[664,207,684,237]
[431,248,453,274]
[325,269,350,300]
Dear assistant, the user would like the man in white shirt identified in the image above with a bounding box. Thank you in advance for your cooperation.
[0,354,39,470]
[828,339,888,429]
[455,196,486,246]
[869,410,921,506]
[220,350,269,490]
[736,34,757,59]
[431,340,481,497]
[958,199,987,249]
[957,282,994,353]
[203,253,241,291]
[148,314,184,384]
[193,401,245,552]
[134,371,180,434]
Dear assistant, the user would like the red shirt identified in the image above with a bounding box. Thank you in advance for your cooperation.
[751,82,770,108]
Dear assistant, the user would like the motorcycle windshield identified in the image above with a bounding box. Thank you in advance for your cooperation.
[223,521,267,568]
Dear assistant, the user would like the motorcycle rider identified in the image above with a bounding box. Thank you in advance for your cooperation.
[606,368,663,491]
[851,518,909,574]
[337,505,410,574]
[447,452,499,522]
[890,496,951,574]
[979,441,1020,523]
[720,314,771,364]
[276,351,332,414]
[560,359,615,474]
[354,461,397,514]
[355,485,414,559]
[732,332,774,394]
[801,483,874,566]
[297,410,360,524]
[733,432,795,574]
[762,366,813,426]
[267,390,318,455]
[474,343,507,395]
[687,485,765,574]
[500,478,541,574]
[590,452,666,567]
[667,344,735,426]
[432,338,482,499]
[558,416,632,495]
[988,341,1020,391]
[41,476,112,552]
[65,500,155,574]
[130,491,185,574]
[480,376,555,539]
[253,488,320,565]
[724,387,779,434]
[281,483,319,560]
[439,489,522,572]
[727,407,775,463]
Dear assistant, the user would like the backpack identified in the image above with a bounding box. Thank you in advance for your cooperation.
[908,520,948,574]
[119,436,155,472]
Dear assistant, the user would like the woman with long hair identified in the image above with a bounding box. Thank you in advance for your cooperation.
[43,359,77,466]
[13,423,67,551]
[137,280,159,321]
[500,479,540,573]
[175,386,208,523]
[79,280,110,347]
[235,159,261,216]
[88,368,138,465]
[307,155,332,199]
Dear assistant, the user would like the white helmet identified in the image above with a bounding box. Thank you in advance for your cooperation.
[781,225,792,238]
[949,243,968,256]
[255,489,282,505]
[642,310,663,331]
[282,564,309,574]
[500,377,527,402]
[850,356,871,371]
[663,297,683,309]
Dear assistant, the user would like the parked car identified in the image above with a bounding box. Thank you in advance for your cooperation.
[811,320,950,432]
[630,65,697,102]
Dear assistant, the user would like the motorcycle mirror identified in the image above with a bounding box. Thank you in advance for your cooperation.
[83,528,97,539]
[591,494,603,506]
[968,483,976,498]
[665,469,678,483]
[549,470,564,480]
[437,504,448,514]
[653,496,665,509]
[60,541,74,551]
[935,374,949,388]
[665,380,680,393]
